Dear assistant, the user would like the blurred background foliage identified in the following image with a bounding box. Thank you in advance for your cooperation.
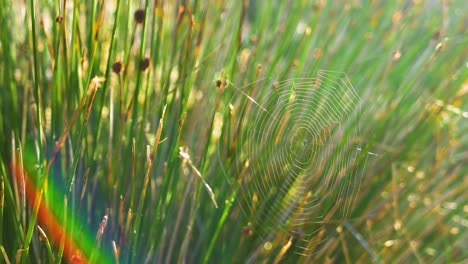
[0,0,466,263]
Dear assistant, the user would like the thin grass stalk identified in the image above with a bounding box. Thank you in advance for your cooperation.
[56,196,67,264]
[130,106,166,263]
[22,0,45,257]
[202,160,249,263]
[0,245,11,264]
[37,225,54,263]
[0,175,4,246]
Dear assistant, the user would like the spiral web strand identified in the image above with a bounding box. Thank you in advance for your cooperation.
[227,70,377,256]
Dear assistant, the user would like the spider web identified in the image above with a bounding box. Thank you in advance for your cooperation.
[223,70,377,256]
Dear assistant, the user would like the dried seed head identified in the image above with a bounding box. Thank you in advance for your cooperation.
[392,50,402,61]
[392,10,403,25]
[140,57,151,71]
[112,61,123,74]
[134,9,145,24]
[313,48,323,59]
[56,16,64,23]
[272,82,279,91]
[435,42,445,52]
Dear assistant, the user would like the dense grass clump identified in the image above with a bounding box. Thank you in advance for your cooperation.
[0,0,466,263]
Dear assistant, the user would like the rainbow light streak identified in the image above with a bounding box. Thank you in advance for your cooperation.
[11,147,113,264]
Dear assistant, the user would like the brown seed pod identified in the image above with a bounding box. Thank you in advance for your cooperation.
[140,57,151,71]
[242,226,253,237]
[112,61,123,74]
[432,29,442,40]
[134,9,145,24]
[215,79,228,91]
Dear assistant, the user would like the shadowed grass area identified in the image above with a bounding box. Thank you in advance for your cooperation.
[0,0,466,263]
